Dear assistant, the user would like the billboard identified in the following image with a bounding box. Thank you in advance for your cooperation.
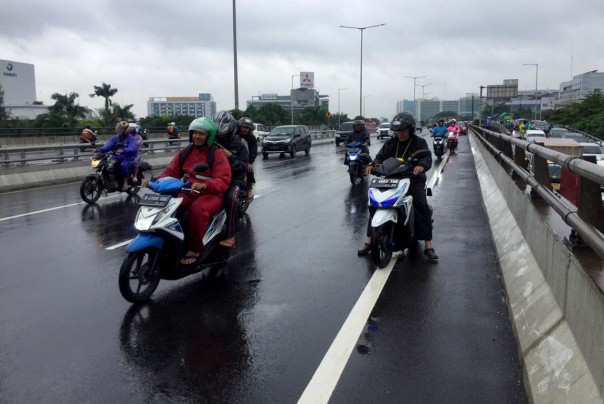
[0,59,36,105]
[300,72,314,88]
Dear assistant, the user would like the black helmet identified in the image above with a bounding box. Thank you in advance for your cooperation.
[239,117,254,131]
[353,120,364,132]
[213,110,237,141]
[390,112,415,135]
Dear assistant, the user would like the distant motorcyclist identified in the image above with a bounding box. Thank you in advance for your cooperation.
[238,117,257,201]
[153,117,232,265]
[80,125,97,148]
[359,112,438,260]
[98,121,139,190]
[345,120,370,153]
[431,118,448,138]
[167,122,180,140]
[213,110,249,248]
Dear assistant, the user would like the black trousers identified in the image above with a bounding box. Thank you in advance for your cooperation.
[366,181,433,241]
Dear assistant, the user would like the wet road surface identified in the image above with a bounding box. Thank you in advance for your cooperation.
[0,133,526,403]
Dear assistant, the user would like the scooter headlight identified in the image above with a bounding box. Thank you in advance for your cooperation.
[91,159,100,168]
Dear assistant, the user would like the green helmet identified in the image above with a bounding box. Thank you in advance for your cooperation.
[188,117,217,145]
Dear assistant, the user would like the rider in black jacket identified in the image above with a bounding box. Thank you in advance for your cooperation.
[358,112,438,260]
[213,111,250,248]
[238,117,258,200]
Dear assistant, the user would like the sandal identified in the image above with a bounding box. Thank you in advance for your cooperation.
[180,254,200,266]
[219,238,236,248]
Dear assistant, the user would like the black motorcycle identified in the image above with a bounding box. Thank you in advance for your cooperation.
[432,134,446,159]
[344,141,373,185]
[79,151,152,204]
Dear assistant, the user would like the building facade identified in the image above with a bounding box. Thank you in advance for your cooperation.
[559,70,604,105]
[146,93,216,117]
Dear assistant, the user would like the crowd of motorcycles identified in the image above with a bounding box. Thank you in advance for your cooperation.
[79,123,458,303]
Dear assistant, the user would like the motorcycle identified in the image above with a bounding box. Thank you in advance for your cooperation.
[367,150,431,268]
[79,131,98,152]
[447,131,458,153]
[118,172,234,303]
[432,134,446,160]
[344,141,373,185]
[79,150,152,203]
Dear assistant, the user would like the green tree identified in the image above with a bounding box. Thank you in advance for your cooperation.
[45,92,87,126]
[90,82,118,112]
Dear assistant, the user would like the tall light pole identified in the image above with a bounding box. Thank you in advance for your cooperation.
[339,23,386,117]
[232,0,239,109]
[417,83,432,100]
[291,74,300,125]
[363,95,371,118]
[405,75,426,118]
[524,63,539,120]
[337,88,347,126]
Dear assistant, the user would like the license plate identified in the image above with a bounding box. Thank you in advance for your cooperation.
[139,194,171,207]
[370,178,400,188]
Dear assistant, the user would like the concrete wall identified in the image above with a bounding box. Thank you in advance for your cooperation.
[469,132,604,403]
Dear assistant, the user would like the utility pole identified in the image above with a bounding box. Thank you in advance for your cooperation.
[405,75,426,118]
[232,0,239,109]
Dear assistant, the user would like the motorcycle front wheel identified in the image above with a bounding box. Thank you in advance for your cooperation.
[119,249,161,303]
[80,177,102,204]
[348,165,358,185]
[371,222,394,268]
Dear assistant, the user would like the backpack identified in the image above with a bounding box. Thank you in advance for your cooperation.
[179,144,216,172]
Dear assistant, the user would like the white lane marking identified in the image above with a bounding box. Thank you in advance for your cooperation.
[298,256,398,404]
[0,195,121,222]
[105,239,133,250]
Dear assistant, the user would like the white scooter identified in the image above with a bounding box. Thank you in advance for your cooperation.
[118,167,230,303]
[367,150,431,268]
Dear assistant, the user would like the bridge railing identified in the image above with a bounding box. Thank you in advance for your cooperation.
[0,130,336,167]
[471,124,604,260]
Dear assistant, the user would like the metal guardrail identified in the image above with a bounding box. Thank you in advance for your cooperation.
[0,131,336,166]
[471,124,604,260]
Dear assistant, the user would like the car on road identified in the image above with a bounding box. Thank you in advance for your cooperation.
[579,142,604,162]
[561,132,589,143]
[253,123,270,142]
[335,121,354,146]
[261,125,311,158]
[548,127,569,138]
[376,123,393,139]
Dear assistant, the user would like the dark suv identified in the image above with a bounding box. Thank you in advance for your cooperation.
[261,125,312,158]
[335,121,355,146]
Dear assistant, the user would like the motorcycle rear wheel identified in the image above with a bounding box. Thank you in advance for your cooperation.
[119,249,161,303]
[80,177,102,204]
[371,222,394,268]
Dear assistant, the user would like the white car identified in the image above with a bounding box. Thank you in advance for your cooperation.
[579,142,604,162]
[376,123,393,139]
[253,123,270,142]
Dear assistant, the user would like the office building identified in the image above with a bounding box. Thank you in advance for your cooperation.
[559,70,604,105]
[147,93,216,117]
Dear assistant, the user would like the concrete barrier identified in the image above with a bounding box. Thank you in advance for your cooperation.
[0,136,336,193]
[469,132,603,403]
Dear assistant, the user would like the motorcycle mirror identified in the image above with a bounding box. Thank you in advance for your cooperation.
[193,164,208,172]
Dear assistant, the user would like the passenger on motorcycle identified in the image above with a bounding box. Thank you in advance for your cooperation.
[153,117,232,266]
[345,120,370,153]
[98,121,140,191]
[431,118,448,138]
[238,117,257,201]
[447,119,460,147]
[213,110,250,248]
[359,112,438,260]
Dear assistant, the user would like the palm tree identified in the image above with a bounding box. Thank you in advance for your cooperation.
[90,82,118,111]
[110,103,135,122]
[47,92,87,126]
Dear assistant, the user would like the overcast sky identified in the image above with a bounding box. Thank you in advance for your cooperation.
[2,0,604,119]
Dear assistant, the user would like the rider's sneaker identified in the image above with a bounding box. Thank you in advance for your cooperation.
[424,248,439,260]
[357,243,371,256]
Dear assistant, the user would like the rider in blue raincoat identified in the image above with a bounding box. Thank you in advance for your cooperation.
[98,121,139,190]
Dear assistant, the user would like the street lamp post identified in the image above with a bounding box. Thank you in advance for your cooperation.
[337,88,347,126]
[232,0,239,109]
[417,83,432,100]
[363,95,371,118]
[405,75,426,118]
[291,74,300,125]
[339,23,385,117]
[524,63,539,120]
